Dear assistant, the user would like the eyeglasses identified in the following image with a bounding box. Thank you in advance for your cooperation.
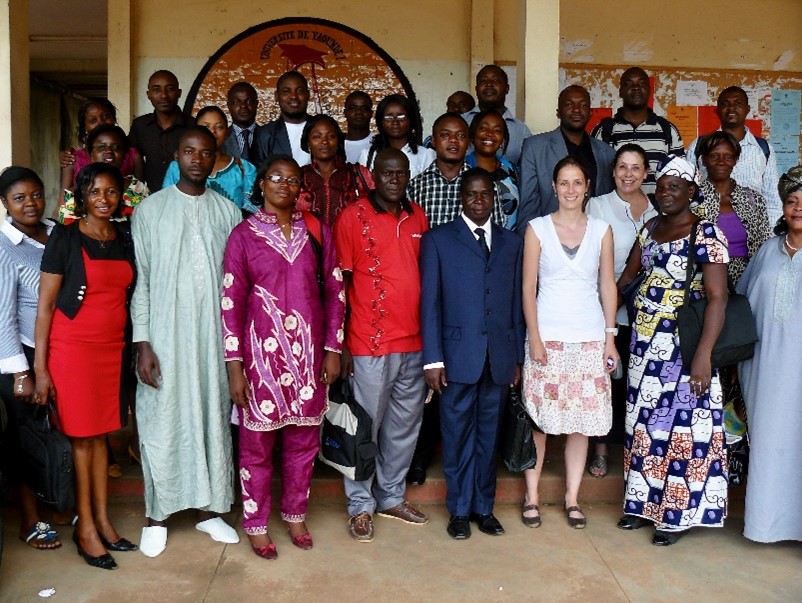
[265,174,301,187]
[93,143,123,152]
[382,114,408,122]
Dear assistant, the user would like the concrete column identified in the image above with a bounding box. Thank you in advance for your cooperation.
[517,0,560,134]
[108,0,133,128]
[0,0,30,168]
[470,0,494,84]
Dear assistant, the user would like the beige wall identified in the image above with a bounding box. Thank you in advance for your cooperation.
[558,0,802,72]
[126,0,475,133]
[121,0,801,138]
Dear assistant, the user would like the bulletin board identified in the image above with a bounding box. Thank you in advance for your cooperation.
[561,64,802,173]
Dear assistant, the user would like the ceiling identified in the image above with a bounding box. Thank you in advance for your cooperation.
[29,0,108,97]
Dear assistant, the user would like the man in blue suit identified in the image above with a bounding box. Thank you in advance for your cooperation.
[420,167,525,539]
[517,85,615,235]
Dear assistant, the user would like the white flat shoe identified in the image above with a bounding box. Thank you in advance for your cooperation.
[195,518,240,544]
[140,526,167,557]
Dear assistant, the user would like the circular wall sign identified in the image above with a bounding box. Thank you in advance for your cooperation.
[185,17,419,132]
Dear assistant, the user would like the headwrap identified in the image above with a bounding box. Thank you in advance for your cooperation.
[655,154,702,202]
[778,165,802,201]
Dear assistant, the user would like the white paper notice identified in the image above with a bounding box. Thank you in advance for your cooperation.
[675,81,709,106]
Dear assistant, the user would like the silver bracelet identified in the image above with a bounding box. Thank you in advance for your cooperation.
[15,373,29,394]
[604,327,619,335]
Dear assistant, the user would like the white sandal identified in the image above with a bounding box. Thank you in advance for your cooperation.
[195,518,240,544]
[140,526,168,557]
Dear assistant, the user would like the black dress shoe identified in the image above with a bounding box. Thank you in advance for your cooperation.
[470,513,505,535]
[446,516,471,539]
[406,464,426,486]
[73,531,118,570]
[100,535,139,552]
[617,515,651,531]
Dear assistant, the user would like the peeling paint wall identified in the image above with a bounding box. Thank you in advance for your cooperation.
[556,0,802,72]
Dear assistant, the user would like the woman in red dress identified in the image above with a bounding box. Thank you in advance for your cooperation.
[35,163,138,570]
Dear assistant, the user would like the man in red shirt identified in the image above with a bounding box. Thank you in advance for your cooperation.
[334,148,430,542]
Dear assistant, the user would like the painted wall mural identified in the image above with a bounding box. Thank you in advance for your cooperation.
[185,17,418,132]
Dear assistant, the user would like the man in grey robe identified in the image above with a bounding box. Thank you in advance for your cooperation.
[131,126,242,557]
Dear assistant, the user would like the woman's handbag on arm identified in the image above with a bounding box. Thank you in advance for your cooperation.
[676,220,758,368]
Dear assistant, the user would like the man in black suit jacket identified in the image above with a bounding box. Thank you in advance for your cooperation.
[250,71,311,169]
[222,82,259,162]
[420,167,525,539]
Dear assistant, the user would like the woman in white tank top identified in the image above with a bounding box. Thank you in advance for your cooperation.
[520,157,620,530]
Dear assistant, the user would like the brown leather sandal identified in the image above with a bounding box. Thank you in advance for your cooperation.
[565,505,586,529]
[521,503,541,528]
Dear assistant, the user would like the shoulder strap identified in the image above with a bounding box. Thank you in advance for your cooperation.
[682,219,702,307]
[600,118,614,143]
[655,116,673,146]
[755,136,770,161]
[302,211,325,299]
[351,163,369,197]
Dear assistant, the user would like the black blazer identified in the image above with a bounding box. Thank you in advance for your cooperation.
[41,221,137,319]
[250,115,310,169]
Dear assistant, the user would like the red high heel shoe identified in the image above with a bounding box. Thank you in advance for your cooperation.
[252,542,278,560]
[290,532,313,550]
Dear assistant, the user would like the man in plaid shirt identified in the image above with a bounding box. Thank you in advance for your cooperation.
[408,113,504,228]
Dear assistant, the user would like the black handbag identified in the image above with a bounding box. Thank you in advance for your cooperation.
[620,218,660,324]
[318,379,377,481]
[18,403,75,513]
[499,387,537,472]
[676,220,758,368]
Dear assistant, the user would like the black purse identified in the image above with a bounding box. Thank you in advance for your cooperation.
[318,379,377,481]
[620,218,660,324]
[17,403,75,513]
[676,220,759,368]
[499,387,537,472]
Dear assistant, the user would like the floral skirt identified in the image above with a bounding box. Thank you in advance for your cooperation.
[522,340,612,436]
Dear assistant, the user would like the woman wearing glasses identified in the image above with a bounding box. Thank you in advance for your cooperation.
[221,155,345,560]
[358,94,435,179]
[57,124,149,224]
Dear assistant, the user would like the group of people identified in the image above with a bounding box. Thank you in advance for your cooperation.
[1,61,800,572]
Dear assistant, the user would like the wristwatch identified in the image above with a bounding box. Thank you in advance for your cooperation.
[604,327,619,336]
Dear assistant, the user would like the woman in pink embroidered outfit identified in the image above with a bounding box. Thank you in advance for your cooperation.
[222,155,345,560]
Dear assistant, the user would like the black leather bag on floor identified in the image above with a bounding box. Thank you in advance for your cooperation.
[319,379,376,482]
[676,220,758,368]
[18,403,75,512]
[500,387,537,472]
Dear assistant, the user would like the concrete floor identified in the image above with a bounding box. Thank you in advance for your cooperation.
[1,501,800,602]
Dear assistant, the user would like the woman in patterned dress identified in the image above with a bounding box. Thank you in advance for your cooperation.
[521,157,620,529]
[694,131,771,286]
[616,155,730,546]
[222,155,345,560]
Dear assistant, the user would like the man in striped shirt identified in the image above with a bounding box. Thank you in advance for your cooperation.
[591,67,685,197]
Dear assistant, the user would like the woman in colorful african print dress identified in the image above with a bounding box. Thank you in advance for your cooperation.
[616,156,730,546]
[222,155,345,560]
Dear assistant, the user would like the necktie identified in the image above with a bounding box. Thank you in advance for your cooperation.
[475,227,490,259]
[241,129,251,161]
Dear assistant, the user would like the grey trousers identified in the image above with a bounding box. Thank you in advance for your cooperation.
[344,352,425,516]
